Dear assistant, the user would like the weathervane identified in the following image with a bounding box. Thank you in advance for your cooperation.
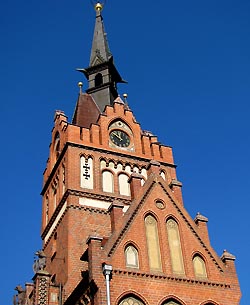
[90,0,106,11]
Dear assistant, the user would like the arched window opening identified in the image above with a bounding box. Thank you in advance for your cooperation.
[162,299,182,305]
[118,173,130,196]
[125,245,139,268]
[119,296,144,305]
[145,214,162,271]
[166,218,185,275]
[95,73,103,87]
[160,170,166,181]
[141,168,147,180]
[193,255,207,278]
[102,170,114,193]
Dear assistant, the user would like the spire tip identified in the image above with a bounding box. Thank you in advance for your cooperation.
[95,2,103,11]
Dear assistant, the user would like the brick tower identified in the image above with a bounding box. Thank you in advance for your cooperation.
[16,3,241,305]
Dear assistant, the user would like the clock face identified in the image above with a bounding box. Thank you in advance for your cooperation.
[110,130,130,147]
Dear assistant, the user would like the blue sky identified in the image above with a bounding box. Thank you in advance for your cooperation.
[1,0,249,304]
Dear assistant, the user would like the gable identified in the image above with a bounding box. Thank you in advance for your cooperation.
[104,175,226,283]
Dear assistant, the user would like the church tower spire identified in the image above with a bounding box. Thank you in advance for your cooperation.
[14,2,241,305]
[89,2,111,66]
[77,2,125,113]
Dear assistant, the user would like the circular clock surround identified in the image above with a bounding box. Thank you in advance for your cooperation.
[110,130,130,148]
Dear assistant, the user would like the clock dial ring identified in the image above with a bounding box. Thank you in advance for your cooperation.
[110,130,130,148]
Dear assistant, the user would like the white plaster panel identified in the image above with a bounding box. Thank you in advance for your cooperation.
[125,165,132,174]
[100,160,106,169]
[80,156,94,189]
[79,197,110,210]
[118,174,130,196]
[102,171,114,192]
[141,168,147,179]
[133,166,139,173]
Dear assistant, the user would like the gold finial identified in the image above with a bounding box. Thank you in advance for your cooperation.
[95,2,103,11]
[123,93,129,109]
[78,81,83,94]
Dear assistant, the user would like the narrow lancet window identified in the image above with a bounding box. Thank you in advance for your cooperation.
[145,214,162,271]
[166,218,185,275]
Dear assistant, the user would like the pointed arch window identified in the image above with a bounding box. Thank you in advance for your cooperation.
[125,245,139,268]
[145,214,162,271]
[95,73,103,87]
[160,170,166,181]
[102,170,114,193]
[118,173,130,196]
[162,299,182,305]
[119,296,144,305]
[193,255,207,278]
[166,218,185,275]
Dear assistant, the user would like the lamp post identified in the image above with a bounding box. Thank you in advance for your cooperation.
[102,263,112,305]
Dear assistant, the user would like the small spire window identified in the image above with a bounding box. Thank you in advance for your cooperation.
[95,73,103,87]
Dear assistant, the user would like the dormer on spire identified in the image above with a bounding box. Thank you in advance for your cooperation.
[77,2,126,113]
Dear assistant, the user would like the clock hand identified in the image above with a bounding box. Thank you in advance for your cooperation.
[114,131,122,141]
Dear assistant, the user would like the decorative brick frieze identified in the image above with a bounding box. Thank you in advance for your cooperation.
[112,269,231,289]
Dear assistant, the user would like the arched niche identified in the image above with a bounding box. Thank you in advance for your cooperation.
[102,170,114,193]
[125,244,139,268]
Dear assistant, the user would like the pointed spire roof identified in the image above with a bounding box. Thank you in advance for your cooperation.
[76,2,126,115]
[89,3,112,66]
